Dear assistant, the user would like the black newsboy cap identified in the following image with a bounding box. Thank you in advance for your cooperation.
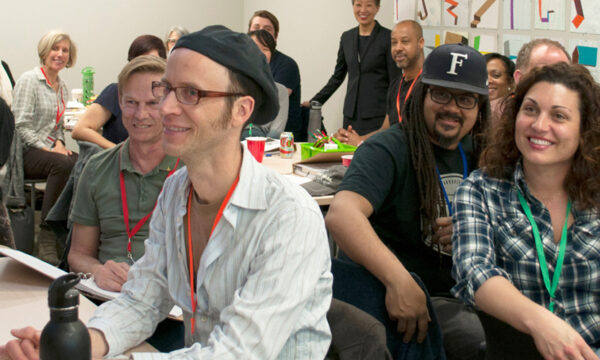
[172,25,279,125]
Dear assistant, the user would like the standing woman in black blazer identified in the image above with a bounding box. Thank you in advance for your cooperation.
[306,0,399,135]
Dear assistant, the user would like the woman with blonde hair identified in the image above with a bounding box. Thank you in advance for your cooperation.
[12,30,78,264]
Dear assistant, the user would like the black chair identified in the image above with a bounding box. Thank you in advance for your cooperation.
[326,298,392,360]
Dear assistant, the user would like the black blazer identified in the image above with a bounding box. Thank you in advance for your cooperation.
[1,61,15,88]
[312,21,399,120]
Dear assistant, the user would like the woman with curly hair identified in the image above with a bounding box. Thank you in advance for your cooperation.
[451,62,600,359]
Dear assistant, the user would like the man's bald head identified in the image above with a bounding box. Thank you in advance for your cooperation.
[395,19,423,39]
[514,39,570,83]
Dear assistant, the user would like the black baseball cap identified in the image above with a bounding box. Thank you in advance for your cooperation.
[421,43,488,95]
[172,25,279,125]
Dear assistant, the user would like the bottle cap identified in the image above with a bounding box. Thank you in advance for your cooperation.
[48,274,81,309]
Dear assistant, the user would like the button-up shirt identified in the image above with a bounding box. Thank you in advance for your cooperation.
[70,140,180,264]
[451,163,600,345]
[12,67,67,149]
[88,146,333,359]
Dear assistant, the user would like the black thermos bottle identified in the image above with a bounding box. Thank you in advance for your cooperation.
[40,274,91,360]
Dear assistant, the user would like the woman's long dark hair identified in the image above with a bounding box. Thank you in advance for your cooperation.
[401,80,490,240]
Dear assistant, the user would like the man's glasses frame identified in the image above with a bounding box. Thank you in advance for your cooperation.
[151,81,243,105]
[427,88,479,110]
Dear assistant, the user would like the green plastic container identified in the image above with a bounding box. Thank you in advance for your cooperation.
[300,137,356,160]
[81,67,95,105]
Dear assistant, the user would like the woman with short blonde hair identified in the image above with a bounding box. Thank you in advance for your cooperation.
[12,30,79,264]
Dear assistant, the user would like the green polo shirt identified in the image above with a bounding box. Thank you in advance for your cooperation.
[70,140,181,264]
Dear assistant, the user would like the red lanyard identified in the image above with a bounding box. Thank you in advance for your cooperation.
[40,67,65,128]
[186,174,240,334]
[396,69,422,123]
[118,146,180,263]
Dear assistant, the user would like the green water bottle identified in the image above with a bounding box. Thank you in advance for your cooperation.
[81,67,95,105]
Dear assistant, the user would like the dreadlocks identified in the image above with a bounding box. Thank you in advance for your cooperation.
[401,80,490,241]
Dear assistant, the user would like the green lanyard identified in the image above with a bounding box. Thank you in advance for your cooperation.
[517,190,571,313]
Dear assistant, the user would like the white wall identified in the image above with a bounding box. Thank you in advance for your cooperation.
[1,0,397,132]
[243,0,395,132]
[1,0,243,97]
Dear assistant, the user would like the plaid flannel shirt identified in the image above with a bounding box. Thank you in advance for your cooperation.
[451,163,600,345]
[12,67,67,149]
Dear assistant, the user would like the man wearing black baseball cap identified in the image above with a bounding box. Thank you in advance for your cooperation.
[1,25,333,359]
[326,43,489,359]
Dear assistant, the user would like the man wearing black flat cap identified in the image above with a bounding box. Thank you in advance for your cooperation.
[1,26,332,360]
[326,43,489,360]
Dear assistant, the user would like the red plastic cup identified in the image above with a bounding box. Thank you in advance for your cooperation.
[341,154,353,167]
[247,137,267,163]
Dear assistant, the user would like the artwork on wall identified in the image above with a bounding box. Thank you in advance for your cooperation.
[502,34,532,61]
[443,0,469,27]
[503,0,531,30]
[423,28,442,57]
[400,0,600,82]
[470,0,499,29]
[569,39,600,80]
[444,30,469,44]
[570,0,600,34]
[470,34,497,53]
[417,0,442,26]
[534,0,565,31]
[395,0,417,22]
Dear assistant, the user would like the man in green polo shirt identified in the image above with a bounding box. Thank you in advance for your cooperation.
[68,55,180,292]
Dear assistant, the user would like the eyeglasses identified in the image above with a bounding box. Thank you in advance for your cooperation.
[151,81,243,105]
[167,38,178,44]
[428,88,479,110]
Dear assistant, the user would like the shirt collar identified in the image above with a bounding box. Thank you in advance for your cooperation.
[512,159,538,204]
[512,159,599,224]
[228,143,268,211]
[119,139,179,175]
[34,66,60,89]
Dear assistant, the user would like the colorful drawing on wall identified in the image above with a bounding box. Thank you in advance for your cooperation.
[444,30,468,45]
[538,0,554,22]
[573,45,597,66]
[418,0,428,20]
[534,0,565,30]
[569,39,600,81]
[417,0,442,26]
[423,28,441,58]
[470,34,497,54]
[503,0,531,29]
[470,0,498,29]
[571,0,600,34]
[502,34,531,60]
[445,0,458,25]
[572,0,584,28]
[443,0,468,27]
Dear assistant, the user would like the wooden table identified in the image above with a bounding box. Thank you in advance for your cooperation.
[0,257,155,355]
[261,147,334,206]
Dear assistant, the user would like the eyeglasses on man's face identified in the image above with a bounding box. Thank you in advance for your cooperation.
[151,81,243,105]
[427,88,479,110]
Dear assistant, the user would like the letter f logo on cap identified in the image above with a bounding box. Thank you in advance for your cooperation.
[447,52,468,75]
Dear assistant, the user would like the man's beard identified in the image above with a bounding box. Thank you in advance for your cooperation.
[432,111,464,148]
[393,50,415,69]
